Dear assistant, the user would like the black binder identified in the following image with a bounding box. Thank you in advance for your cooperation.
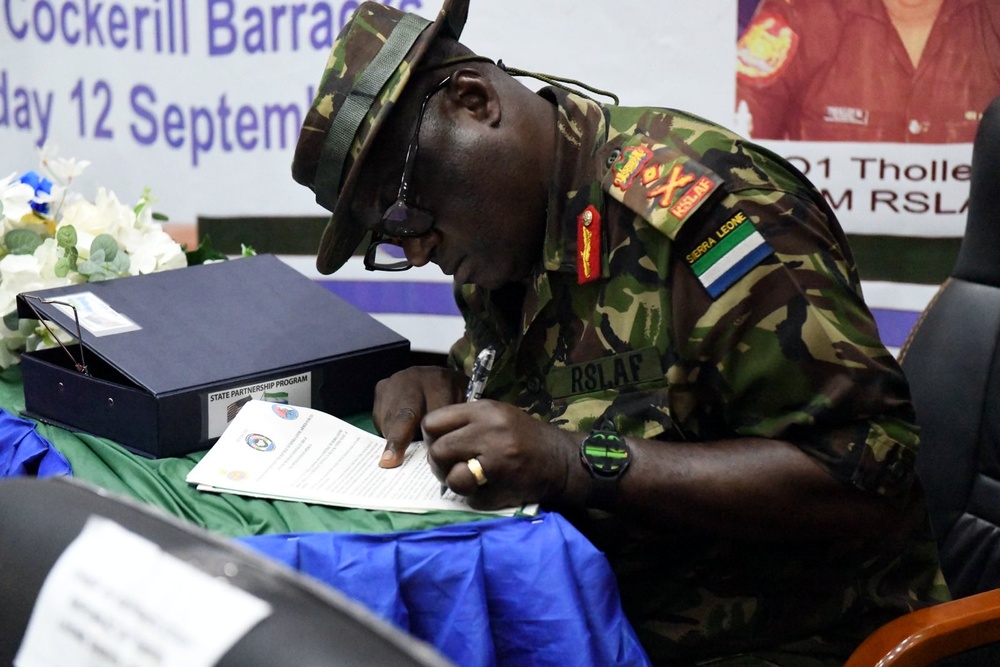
[15,254,409,458]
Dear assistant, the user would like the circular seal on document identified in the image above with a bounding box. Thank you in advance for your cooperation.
[271,405,299,420]
[245,433,275,452]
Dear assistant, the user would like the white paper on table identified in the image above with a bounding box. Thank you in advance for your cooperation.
[186,400,536,516]
[15,516,272,667]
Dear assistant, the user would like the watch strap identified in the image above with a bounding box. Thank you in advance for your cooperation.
[585,473,621,511]
[580,424,630,511]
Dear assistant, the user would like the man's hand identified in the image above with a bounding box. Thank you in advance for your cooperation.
[422,400,579,510]
[372,366,468,468]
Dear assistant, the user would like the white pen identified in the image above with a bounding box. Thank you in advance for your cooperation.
[441,346,497,496]
[464,346,496,402]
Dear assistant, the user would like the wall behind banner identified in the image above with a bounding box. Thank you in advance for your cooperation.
[0,0,983,356]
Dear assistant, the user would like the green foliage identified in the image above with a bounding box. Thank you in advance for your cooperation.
[184,235,228,265]
[54,225,79,278]
[4,229,43,255]
[91,233,119,260]
[77,233,130,282]
[133,188,168,222]
[2,310,19,332]
[56,225,77,247]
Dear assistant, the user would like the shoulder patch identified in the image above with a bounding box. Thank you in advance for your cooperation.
[736,13,799,82]
[685,210,774,299]
[603,142,724,240]
[611,146,652,191]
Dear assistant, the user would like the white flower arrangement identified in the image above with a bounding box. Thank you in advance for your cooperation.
[0,146,193,369]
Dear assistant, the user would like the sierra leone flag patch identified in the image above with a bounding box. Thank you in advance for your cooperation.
[685,210,773,298]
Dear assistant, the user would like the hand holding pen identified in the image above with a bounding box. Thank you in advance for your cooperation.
[440,346,496,496]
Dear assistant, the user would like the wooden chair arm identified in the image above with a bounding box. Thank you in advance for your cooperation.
[845,588,1000,667]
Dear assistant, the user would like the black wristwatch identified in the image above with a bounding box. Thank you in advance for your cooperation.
[580,421,631,510]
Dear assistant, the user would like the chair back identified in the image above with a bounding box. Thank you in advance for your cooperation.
[0,476,452,667]
[900,94,1000,599]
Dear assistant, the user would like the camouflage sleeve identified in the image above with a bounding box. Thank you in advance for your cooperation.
[669,185,919,504]
[447,283,479,376]
[447,328,474,375]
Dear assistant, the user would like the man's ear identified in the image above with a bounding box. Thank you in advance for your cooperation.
[445,69,501,127]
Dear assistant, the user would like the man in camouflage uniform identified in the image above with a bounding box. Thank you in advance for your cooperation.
[291,1,948,664]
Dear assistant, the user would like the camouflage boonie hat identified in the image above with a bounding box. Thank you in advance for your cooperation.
[292,0,469,275]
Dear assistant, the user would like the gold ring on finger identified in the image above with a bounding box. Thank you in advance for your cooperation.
[466,457,488,486]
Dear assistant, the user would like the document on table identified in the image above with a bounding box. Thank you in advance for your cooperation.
[186,400,537,516]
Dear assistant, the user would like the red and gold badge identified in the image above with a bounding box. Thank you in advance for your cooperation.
[669,175,718,220]
[577,205,601,284]
[612,146,653,191]
[736,13,798,82]
[646,164,696,209]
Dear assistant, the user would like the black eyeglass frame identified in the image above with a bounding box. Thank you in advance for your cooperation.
[363,76,452,272]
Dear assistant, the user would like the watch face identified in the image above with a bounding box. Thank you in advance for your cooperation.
[583,431,630,477]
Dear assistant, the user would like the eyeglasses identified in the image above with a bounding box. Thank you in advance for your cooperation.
[364,76,451,271]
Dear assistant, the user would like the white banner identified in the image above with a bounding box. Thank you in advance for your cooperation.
[0,1,985,355]
[0,1,736,224]
[760,142,970,237]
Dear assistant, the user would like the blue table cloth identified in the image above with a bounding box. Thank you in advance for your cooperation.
[0,408,71,478]
[241,515,648,667]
